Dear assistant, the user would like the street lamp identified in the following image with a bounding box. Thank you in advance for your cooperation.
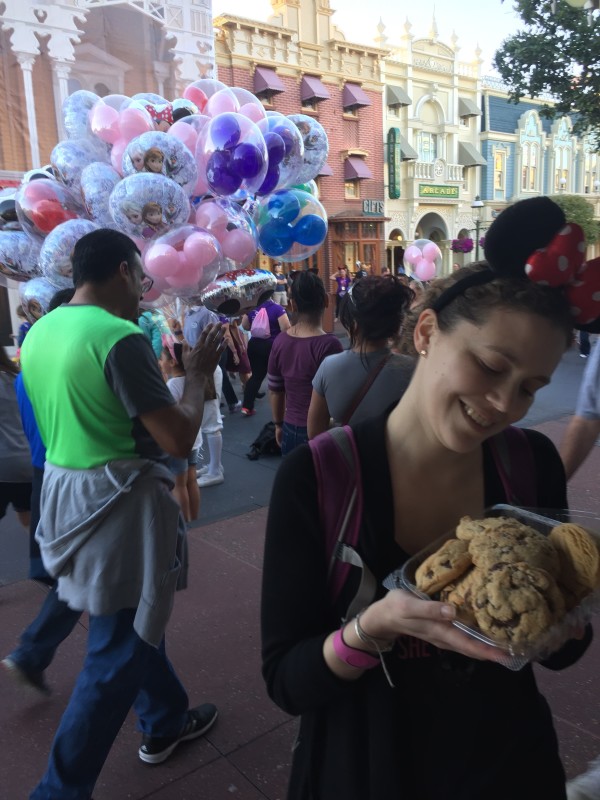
[559,176,567,192]
[471,195,484,261]
[594,179,600,193]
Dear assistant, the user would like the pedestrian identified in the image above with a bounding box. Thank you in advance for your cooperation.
[268,271,342,455]
[138,306,163,358]
[261,197,595,800]
[273,262,288,307]
[20,228,225,799]
[0,346,32,532]
[2,287,82,696]
[559,340,600,800]
[329,266,351,320]
[307,275,414,438]
[240,290,290,417]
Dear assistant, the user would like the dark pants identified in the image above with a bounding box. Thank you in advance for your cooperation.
[281,422,309,456]
[219,349,238,406]
[10,465,82,678]
[243,337,272,411]
[579,330,591,356]
[30,609,188,799]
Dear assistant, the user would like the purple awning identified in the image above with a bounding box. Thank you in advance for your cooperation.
[344,157,372,180]
[342,82,371,110]
[318,162,334,177]
[253,66,285,96]
[301,75,330,103]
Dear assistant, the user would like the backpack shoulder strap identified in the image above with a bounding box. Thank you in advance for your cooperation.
[309,427,377,620]
[488,426,537,507]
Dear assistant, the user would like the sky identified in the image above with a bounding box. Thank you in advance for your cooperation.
[214,0,524,74]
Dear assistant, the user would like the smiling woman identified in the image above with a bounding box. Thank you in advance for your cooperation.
[261,197,598,800]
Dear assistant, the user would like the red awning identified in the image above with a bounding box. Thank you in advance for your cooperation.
[318,162,334,177]
[253,66,285,96]
[342,82,371,110]
[344,157,372,180]
[301,75,330,103]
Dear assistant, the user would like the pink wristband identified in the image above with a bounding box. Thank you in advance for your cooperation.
[332,628,380,669]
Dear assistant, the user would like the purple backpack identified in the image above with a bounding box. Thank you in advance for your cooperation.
[309,425,536,622]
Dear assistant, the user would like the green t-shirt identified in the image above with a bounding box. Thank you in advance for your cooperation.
[21,305,175,469]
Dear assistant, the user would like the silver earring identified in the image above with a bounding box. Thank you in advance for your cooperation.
[419,349,427,357]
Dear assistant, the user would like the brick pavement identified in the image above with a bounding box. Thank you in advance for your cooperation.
[1,416,599,799]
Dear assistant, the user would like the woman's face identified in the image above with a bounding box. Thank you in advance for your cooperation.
[131,152,144,171]
[126,208,143,225]
[145,208,162,226]
[415,308,565,454]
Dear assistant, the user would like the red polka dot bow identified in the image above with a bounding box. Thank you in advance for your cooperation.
[145,103,173,126]
[525,223,600,326]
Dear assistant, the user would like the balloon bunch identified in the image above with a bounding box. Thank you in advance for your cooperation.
[403,239,442,282]
[0,78,331,318]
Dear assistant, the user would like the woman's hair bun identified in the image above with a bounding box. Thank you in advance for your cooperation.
[483,196,566,277]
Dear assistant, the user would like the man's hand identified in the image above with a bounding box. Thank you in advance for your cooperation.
[183,323,225,379]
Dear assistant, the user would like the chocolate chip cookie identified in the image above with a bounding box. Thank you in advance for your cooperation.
[415,538,472,596]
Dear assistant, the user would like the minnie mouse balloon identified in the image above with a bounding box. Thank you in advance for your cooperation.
[287,114,329,184]
[123,131,197,195]
[200,268,277,315]
[109,173,190,241]
[15,179,84,238]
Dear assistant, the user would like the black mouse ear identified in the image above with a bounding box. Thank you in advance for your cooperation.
[483,197,566,277]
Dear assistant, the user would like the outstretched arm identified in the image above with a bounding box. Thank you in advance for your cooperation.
[560,415,600,480]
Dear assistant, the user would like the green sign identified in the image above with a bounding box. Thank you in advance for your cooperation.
[419,184,459,199]
[387,127,401,200]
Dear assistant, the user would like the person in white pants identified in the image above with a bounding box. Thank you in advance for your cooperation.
[197,366,224,488]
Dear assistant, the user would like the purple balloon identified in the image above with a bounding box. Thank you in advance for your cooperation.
[272,126,296,157]
[210,113,241,150]
[231,142,264,179]
[258,166,280,195]
[206,150,242,195]
[264,132,285,166]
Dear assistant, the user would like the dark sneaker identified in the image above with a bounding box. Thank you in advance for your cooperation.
[1,656,51,696]
[138,703,218,765]
[256,392,266,399]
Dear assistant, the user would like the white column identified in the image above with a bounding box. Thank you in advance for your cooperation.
[52,60,72,142]
[16,53,41,167]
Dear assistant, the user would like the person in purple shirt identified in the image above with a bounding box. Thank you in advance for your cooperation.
[330,266,351,320]
[268,271,342,454]
[240,291,290,416]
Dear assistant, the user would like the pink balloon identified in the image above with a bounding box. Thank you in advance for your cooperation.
[195,203,228,241]
[192,173,209,198]
[90,103,121,144]
[118,107,154,141]
[205,90,239,118]
[238,102,266,123]
[221,228,257,265]
[142,283,163,302]
[404,245,422,266]
[165,263,200,288]
[110,137,128,175]
[183,231,218,268]
[144,243,181,279]
[168,119,198,152]
[414,257,436,282]
[183,86,208,112]
[422,241,441,262]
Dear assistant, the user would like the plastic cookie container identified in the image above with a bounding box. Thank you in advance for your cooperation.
[383,505,600,671]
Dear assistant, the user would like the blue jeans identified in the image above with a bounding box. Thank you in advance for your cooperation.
[10,584,81,675]
[30,608,188,800]
[281,422,309,456]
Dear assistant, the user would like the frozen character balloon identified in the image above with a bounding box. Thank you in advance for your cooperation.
[80,162,121,227]
[144,147,165,174]
[287,114,329,184]
[109,172,190,240]
[19,277,58,322]
[142,202,168,239]
[0,231,42,282]
[39,219,98,287]
[124,132,197,195]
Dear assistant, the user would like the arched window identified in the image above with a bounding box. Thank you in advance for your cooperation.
[521,143,530,191]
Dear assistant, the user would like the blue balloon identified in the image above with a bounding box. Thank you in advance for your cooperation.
[210,113,241,150]
[267,191,301,224]
[259,219,294,257]
[231,142,264,179]
[264,132,285,166]
[292,214,327,246]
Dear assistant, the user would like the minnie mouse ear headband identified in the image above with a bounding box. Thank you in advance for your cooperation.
[432,196,600,332]
[145,102,174,127]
